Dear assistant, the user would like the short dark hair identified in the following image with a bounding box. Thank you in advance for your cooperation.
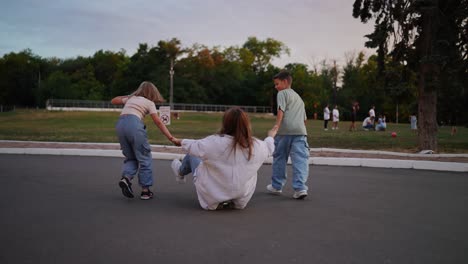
[273,71,292,83]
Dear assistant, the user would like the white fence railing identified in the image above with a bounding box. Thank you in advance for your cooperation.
[46,99,272,113]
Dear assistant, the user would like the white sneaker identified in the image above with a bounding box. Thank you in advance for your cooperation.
[171,159,185,184]
[266,184,282,195]
[293,190,308,199]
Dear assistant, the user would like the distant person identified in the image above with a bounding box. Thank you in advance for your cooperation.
[449,112,458,136]
[362,116,375,130]
[369,105,376,128]
[111,81,180,200]
[349,102,359,131]
[410,113,417,132]
[267,71,309,199]
[332,105,340,130]
[375,114,387,131]
[171,107,275,210]
[369,105,376,119]
[451,125,458,136]
[323,103,330,131]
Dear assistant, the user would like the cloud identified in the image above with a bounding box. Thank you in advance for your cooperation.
[0,0,374,66]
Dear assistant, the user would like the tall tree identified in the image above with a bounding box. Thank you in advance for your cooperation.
[242,37,290,72]
[353,0,467,151]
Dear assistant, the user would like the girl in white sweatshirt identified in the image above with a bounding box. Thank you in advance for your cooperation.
[171,107,275,210]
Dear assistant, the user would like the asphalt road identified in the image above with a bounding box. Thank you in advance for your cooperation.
[1,154,467,264]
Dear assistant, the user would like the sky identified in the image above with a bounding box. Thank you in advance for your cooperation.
[0,0,375,68]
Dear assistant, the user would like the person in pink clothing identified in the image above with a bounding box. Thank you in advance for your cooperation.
[171,107,275,210]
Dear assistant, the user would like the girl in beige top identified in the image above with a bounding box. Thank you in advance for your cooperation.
[111,81,180,200]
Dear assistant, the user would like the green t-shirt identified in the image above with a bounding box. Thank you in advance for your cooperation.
[277,88,307,135]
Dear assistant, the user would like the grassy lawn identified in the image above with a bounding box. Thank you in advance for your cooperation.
[0,109,467,153]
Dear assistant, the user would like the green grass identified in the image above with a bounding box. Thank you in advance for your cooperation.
[1,109,467,153]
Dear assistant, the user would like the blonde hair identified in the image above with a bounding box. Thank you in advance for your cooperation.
[131,81,165,103]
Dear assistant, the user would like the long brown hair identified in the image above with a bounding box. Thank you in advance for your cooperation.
[131,81,165,103]
[219,107,254,160]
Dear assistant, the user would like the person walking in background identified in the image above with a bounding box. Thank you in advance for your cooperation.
[332,105,340,130]
[450,111,458,136]
[111,81,180,200]
[267,71,309,200]
[410,113,417,133]
[369,105,376,129]
[369,105,376,119]
[349,102,359,131]
[323,103,330,131]
[170,107,275,210]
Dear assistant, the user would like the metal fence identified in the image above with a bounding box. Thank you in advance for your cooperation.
[0,105,16,112]
[46,99,272,113]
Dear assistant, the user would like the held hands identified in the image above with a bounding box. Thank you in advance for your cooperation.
[170,137,182,146]
[268,127,278,138]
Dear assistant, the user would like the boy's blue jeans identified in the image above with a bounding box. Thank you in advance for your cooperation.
[116,115,153,187]
[271,135,309,191]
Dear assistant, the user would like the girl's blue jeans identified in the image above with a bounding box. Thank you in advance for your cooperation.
[271,135,309,191]
[179,154,202,177]
[116,115,153,188]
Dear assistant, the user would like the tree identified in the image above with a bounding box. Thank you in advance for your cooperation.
[112,43,169,97]
[353,0,467,151]
[0,50,41,106]
[41,71,75,100]
[242,37,290,72]
[91,49,128,99]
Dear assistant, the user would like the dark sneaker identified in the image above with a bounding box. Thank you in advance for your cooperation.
[216,201,235,210]
[140,190,154,200]
[118,177,134,198]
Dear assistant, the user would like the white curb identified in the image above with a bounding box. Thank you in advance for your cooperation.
[1,147,467,172]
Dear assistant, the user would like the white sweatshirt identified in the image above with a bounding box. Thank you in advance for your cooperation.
[181,135,275,210]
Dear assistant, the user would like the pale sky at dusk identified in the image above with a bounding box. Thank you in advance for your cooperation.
[1,0,375,68]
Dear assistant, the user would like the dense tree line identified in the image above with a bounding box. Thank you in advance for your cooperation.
[0,33,466,144]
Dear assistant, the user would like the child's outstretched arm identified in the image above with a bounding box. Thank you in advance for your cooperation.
[271,109,284,132]
[150,113,181,146]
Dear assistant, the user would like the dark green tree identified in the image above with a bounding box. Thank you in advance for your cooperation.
[91,49,128,99]
[41,71,75,100]
[353,0,467,151]
[0,50,41,106]
[242,37,290,73]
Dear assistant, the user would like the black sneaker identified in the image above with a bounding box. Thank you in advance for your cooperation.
[118,177,134,198]
[216,201,235,210]
[140,190,154,200]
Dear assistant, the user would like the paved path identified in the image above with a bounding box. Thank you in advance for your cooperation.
[1,154,467,264]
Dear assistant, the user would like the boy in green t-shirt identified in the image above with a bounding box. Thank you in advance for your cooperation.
[267,71,309,199]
